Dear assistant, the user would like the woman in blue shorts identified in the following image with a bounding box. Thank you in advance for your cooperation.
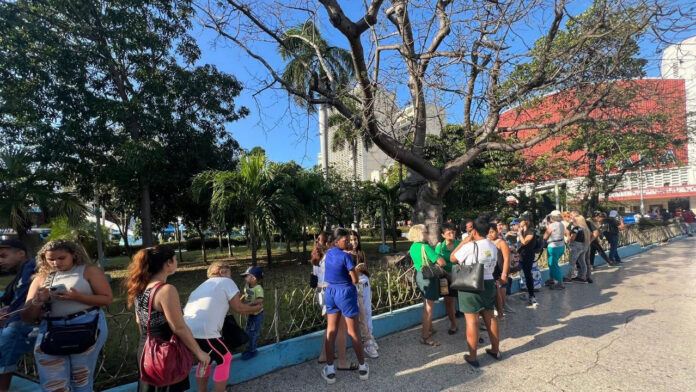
[321,228,369,385]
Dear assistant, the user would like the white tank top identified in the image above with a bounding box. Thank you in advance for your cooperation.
[48,264,94,317]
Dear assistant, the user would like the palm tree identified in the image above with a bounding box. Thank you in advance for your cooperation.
[329,100,373,226]
[0,150,85,249]
[279,21,354,179]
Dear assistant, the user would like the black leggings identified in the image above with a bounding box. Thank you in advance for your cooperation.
[519,258,535,298]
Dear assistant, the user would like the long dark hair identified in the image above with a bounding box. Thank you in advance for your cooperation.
[311,231,330,266]
[350,230,366,264]
[123,246,175,308]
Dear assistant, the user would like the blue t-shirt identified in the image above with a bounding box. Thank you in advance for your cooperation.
[1,258,36,326]
[323,247,355,285]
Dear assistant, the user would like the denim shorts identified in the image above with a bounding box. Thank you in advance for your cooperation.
[324,284,359,318]
[0,321,37,373]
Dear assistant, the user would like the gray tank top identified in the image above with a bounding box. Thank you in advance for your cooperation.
[48,264,94,317]
[548,222,565,246]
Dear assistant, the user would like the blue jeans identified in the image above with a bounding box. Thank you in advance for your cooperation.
[245,312,264,353]
[606,234,621,262]
[0,321,36,373]
[34,310,108,392]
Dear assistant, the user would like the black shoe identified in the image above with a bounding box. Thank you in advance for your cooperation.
[455,311,464,318]
[587,278,593,284]
[571,277,587,283]
[563,277,572,283]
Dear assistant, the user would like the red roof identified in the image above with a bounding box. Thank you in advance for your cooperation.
[497,79,688,181]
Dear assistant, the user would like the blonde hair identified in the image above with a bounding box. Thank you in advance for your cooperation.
[36,239,93,278]
[408,224,426,243]
[573,215,592,246]
[207,261,231,278]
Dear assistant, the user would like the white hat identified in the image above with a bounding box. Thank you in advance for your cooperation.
[549,210,562,216]
[609,210,618,218]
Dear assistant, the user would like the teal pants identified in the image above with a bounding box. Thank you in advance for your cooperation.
[547,245,565,282]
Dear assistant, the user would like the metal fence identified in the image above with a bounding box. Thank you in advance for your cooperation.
[12,222,688,389]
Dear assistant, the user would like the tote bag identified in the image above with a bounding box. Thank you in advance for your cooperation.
[450,242,484,292]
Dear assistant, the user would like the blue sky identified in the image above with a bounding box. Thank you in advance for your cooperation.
[190,2,695,168]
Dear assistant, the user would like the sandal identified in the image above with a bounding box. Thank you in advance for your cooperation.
[485,348,502,360]
[464,354,480,368]
[419,337,441,347]
[447,328,459,335]
[336,362,358,371]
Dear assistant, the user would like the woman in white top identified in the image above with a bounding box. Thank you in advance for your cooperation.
[21,240,113,392]
[183,262,261,392]
[311,233,353,369]
[451,218,503,368]
[543,212,567,289]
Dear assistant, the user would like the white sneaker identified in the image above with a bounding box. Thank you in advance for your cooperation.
[527,297,538,307]
[321,367,336,384]
[359,363,369,381]
[364,343,379,358]
[493,309,499,317]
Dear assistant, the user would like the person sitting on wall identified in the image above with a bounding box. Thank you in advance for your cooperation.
[0,240,37,392]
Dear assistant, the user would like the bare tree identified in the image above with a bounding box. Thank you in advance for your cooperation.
[196,0,694,244]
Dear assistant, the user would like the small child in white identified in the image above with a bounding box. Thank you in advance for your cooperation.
[355,263,378,358]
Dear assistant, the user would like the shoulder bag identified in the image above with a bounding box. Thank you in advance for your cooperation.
[39,272,100,355]
[139,282,194,387]
[420,243,446,279]
[450,242,484,292]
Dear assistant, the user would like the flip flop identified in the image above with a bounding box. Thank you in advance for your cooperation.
[447,328,459,335]
[464,354,480,368]
[336,362,358,371]
[485,349,503,360]
[420,337,441,346]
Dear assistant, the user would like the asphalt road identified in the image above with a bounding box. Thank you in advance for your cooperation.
[234,238,696,392]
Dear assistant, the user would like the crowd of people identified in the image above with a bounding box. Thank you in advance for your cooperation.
[0,207,673,390]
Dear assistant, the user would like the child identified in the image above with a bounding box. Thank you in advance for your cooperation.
[240,266,264,360]
[321,228,368,384]
[355,262,379,358]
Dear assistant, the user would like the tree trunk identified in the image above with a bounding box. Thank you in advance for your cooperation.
[584,150,599,215]
[265,231,272,266]
[227,232,233,256]
[249,218,257,266]
[175,223,183,262]
[411,182,443,246]
[197,227,207,265]
[391,214,398,251]
[119,213,132,256]
[301,225,308,264]
[139,179,154,247]
[94,193,104,266]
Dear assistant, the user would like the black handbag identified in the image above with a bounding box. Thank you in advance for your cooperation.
[39,272,100,355]
[309,273,318,289]
[420,244,446,279]
[221,314,249,349]
[450,242,484,292]
[40,313,100,355]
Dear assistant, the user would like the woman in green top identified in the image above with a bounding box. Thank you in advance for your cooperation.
[408,224,444,346]
[435,223,461,335]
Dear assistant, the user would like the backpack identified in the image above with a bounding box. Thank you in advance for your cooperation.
[533,230,546,254]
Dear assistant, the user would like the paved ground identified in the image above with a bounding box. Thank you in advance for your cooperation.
[236,238,696,392]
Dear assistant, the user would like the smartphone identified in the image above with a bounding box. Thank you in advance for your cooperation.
[50,284,68,292]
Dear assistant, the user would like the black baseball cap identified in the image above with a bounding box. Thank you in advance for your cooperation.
[0,239,28,253]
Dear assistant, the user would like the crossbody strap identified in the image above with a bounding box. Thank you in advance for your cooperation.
[472,241,479,264]
[145,282,165,337]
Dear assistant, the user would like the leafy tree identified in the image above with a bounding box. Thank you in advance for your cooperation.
[0,0,248,247]
[198,0,691,244]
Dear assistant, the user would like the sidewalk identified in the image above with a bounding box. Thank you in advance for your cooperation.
[233,238,696,391]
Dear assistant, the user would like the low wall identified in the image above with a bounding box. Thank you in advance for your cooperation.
[9,236,685,391]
